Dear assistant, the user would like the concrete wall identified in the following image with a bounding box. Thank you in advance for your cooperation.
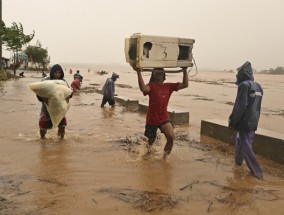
[201,119,284,164]
[114,96,139,108]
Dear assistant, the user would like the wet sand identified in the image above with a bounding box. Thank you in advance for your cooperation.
[0,67,284,214]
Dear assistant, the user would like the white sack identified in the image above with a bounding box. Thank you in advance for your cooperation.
[28,80,73,128]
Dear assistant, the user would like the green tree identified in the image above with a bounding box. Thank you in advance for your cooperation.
[271,67,284,74]
[25,41,50,70]
[0,0,2,70]
[1,22,34,74]
[260,66,284,75]
[0,21,9,70]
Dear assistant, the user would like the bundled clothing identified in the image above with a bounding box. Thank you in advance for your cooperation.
[229,61,263,179]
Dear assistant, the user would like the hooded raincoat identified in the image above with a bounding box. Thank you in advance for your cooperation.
[100,72,119,107]
[229,61,263,179]
[229,61,263,131]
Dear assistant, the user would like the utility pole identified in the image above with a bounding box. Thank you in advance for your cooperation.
[0,0,2,70]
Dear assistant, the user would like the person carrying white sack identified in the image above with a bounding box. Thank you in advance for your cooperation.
[36,64,72,139]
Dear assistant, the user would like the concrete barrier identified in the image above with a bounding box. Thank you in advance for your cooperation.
[138,103,148,113]
[168,110,189,125]
[200,119,284,164]
[114,96,139,107]
[114,96,190,125]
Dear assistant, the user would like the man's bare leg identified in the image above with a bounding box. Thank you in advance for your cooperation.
[160,123,175,159]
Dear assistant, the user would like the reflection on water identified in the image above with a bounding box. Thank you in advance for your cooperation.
[37,140,69,179]
[101,107,116,118]
[33,140,71,212]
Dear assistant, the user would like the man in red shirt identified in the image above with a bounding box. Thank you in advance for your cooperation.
[132,66,188,159]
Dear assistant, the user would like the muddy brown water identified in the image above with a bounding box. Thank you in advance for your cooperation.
[0,68,284,214]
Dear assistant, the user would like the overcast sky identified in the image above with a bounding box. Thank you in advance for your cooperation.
[2,0,284,70]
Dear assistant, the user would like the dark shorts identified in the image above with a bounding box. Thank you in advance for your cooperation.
[144,120,171,142]
[101,96,115,106]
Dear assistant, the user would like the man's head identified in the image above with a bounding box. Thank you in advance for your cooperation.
[50,64,64,80]
[236,61,254,85]
[151,68,166,83]
[111,72,119,81]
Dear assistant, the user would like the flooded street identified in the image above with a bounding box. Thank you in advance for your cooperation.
[1,67,284,214]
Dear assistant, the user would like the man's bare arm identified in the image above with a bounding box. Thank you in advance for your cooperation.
[132,64,150,93]
[177,68,189,90]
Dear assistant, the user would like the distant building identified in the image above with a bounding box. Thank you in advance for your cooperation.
[16,52,28,69]
[1,57,10,69]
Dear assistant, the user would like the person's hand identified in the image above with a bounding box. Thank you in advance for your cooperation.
[228,123,234,130]
[66,96,70,103]
[43,98,49,105]
[131,63,141,72]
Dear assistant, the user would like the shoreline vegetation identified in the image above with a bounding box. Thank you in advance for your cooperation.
[1,66,284,82]
[0,70,18,81]
[258,66,284,75]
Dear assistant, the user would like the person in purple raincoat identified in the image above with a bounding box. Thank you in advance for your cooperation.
[229,61,263,179]
[100,72,119,107]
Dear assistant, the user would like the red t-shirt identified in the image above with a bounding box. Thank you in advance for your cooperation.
[71,79,81,91]
[144,82,179,125]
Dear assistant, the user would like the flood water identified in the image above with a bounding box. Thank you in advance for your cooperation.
[0,66,284,215]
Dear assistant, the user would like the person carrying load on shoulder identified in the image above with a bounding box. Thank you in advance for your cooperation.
[71,75,83,92]
[37,64,73,139]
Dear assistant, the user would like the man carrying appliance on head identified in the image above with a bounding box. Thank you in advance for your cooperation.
[132,64,188,159]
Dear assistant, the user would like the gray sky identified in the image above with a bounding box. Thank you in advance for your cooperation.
[2,0,284,70]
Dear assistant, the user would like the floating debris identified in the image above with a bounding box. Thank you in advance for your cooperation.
[180,180,199,191]
[115,136,147,152]
[97,187,178,211]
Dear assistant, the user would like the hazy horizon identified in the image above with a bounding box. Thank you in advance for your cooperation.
[2,0,284,71]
